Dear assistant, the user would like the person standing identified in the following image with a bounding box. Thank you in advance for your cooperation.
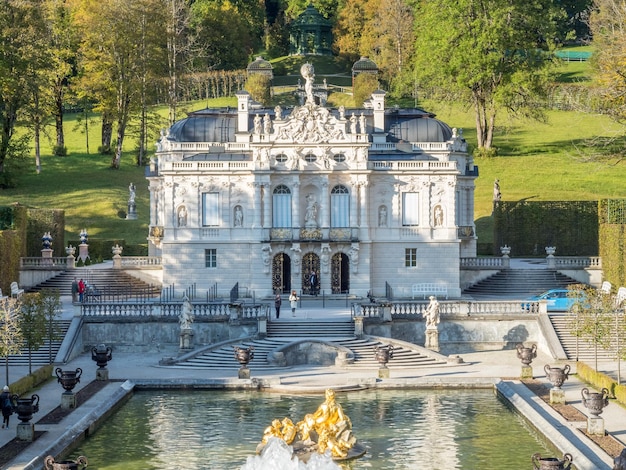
[309,271,318,296]
[71,277,79,303]
[289,290,299,317]
[78,279,86,303]
[0,386,13,429]
[274,294,282,319]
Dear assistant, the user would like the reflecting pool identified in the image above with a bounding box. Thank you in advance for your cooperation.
[70,388,555,469]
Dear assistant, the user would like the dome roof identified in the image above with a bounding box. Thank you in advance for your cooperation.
[247,56,273,76]
[293,4,332,27]
[352,56,378,73]
[385,110,452,143]
[168,109,237,143]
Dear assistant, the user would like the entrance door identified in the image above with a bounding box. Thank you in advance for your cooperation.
[302,252,320,295]
[272,253,291,294]
[331,253,349,294]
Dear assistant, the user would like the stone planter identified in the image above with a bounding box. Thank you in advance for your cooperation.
[91,344,113,369]
[234,346,255,368]
[373,344,394,367]
[44,455,88,470]
[14,394,39,423]
[532,452,572,470]
[581,387,609,416]
[516,343,537,366]
[544,364,570,389]
[56,368,82,394]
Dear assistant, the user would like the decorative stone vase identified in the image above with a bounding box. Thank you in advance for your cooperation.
[500,245,511,257]
[581,387,609,416]
[234,346,254,367]
[516,343,537,366]
[544,364,570,389]
[374,344,394,367]
[13,394,40,423]
[545,246,556,257]
[112,244,123,256]
[65,245,76,256]
[44,455,88,470]
[91,344,113,369]
[532,452,573,470]
[55,368,82,393]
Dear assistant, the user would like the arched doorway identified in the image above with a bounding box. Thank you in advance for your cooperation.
[331,253,349,294]
[272,253,291,294]
[302,252,320,295]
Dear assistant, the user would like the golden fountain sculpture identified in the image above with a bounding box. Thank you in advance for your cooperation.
[257,389,365,461]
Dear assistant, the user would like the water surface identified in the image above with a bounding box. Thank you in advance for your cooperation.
[70,388,554,469]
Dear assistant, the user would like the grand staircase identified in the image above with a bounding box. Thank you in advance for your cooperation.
[26,268,161,298]
[6,320,71,366]
[548,313,622,361]
[169,319,448,371]
[463,269,581,299]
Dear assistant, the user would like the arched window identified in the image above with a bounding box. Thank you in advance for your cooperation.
[272,185,292,227]
[331,185,350,227]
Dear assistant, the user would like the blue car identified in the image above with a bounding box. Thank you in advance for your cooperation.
[526,289,580,312]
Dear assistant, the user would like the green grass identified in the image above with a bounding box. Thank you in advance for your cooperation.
[1,67,625,248]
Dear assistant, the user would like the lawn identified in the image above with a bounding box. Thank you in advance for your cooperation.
[0,54,624,248]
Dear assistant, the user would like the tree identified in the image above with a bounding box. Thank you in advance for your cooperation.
[566,284,617,371]
[414,0,562,152]
[18,294,48,375]
[334,0,380,60]
[0,298,23,386]
[0,1,50,180]
[74,0,167,168]
[39,289,62,365]
[589,0,626,124]
[245,74,272,106]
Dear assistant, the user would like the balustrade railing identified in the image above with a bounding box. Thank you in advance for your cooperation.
[353,299,543,320]
[460,257,505,268]
[81,301,268,319]
[120,256,162,267]
[20,257,71,268]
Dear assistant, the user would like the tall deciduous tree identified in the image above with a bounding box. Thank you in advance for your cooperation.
[18,294,48,375]
[0,1,50,181]
[334,0,380,60]
[589,0,626,124]
[74,0,167,168]
[414,0,562,152]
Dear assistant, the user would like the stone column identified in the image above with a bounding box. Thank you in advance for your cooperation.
[359,181,369,240]
[262,183,271,228]
[292,181,301,228]
[252,183,262,228]
[321,180,330,228]
[350,180,359,228]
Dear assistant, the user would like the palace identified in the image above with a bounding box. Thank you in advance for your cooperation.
[146,64,477,299]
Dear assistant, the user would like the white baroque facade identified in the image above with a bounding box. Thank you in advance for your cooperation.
[147,66,477,299]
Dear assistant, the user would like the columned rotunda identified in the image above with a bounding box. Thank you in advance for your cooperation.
[147,64,477,299]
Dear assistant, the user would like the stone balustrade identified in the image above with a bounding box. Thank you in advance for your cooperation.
[20,257,71,268]
[81,301,268,320]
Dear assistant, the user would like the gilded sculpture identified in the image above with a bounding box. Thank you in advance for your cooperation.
[256,389,364,462]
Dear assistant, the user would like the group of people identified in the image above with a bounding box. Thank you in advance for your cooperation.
[71,277,87,303]
[273,271,319,319]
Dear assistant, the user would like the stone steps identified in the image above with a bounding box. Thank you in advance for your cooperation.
[6,320,71,366]
[549,314,620,361]
[463,269,581,298]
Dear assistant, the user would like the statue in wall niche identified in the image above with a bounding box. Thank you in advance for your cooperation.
[348,244,359,273]
[305,193,318,227]
[234,206,243,227]
[262,245,272,273]
[378,206,388,227]
[321,244,331,273]
[178,206,187,227]
[433,204,444,227]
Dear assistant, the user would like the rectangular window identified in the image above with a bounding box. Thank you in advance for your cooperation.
[202,192,220,226]
[205,248,217,268]
[402,192,419,226]
[405,248,417,267]
[331,193,350,227]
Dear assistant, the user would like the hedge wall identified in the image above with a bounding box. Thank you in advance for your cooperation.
[493,200,598,256]
[599,199,626,287]
[0,204,28,294]
[67,238,148,260]
[26,208,65,257]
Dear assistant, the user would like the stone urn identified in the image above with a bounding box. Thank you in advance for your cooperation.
[91,344,113,369]
[56,368,82,394]
[44,455,88,470]
[65,245,76,256]
[234,346,254,368]
[516,343,537,366]
[373,344,394,367]
[544,364,570,389]
[13,394,39,423]
[581,387,609,416]
[532,452,573,470]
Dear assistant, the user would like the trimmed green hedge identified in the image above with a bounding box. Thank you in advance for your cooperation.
[67,238,148,260]
[599,199,626,287]
[576,361,626,406]
[493,200,598,256]
[9,364,54,397]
